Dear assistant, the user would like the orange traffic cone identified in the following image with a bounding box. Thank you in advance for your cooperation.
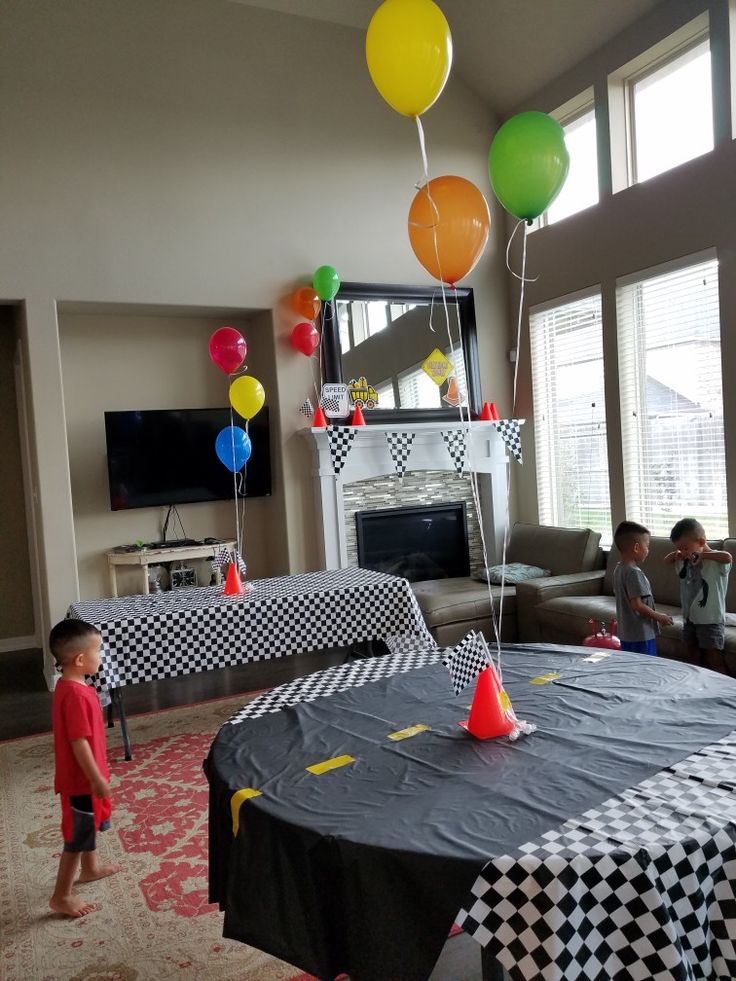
[351,403,366,426]
[460,664,515,739]
[312,405,327,428]
[489,402,500,420]
[479,402,493,421]
[223,563,247,595]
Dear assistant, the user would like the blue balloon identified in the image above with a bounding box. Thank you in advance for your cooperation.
[215,426,251,473]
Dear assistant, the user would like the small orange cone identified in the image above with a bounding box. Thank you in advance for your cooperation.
[351,403,366,426]
[312,405,327,428]
[489,402,500,420]
[223,563,247,595]
[479,402,493,421]
[460,664,515,739]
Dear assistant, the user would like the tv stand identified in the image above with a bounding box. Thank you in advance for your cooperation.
[106,540,236,597]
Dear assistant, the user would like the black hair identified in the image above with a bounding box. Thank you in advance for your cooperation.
[49,619,100,666]
[669,517,705,543]
[613,520,650,553]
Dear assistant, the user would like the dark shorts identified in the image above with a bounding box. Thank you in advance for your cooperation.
[683,620,725,651]
[620,638,657,656]
[61,794,112,852]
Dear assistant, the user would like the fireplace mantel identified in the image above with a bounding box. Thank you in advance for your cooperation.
[302,421,520,571]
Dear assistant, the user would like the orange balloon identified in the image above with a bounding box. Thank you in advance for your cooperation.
[408,175,490,286]
[291,287,322,321]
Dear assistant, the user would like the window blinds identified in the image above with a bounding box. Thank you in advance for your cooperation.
[530,292,611,536]
[617,255,726,537]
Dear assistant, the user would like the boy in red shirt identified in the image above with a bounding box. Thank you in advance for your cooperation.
[49,619,121,917]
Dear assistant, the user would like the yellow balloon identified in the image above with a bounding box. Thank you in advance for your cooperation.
[366,0,452,118]
[229,375,265,421]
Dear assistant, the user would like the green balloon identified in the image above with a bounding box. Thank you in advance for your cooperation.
[488,111,570,222]
[312,265,340,301]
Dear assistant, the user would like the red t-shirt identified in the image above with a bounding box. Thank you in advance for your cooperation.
[53,680,110,796]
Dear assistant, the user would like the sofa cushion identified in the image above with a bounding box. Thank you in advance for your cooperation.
[411,577,515,629]
[506,523,601,575]
[722,540,736,614]
[536,594,681,642]
[476,562,551,585]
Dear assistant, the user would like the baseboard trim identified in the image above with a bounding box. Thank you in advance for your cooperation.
[0,634,41,654]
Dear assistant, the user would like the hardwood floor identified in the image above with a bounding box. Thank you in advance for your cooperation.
[0,645,349,741]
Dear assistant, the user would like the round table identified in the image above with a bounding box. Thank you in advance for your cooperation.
[206,644,736,981]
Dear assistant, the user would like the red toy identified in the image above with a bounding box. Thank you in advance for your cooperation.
[582,618,621,650]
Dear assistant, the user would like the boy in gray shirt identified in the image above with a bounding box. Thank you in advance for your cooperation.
[613,521,673,655]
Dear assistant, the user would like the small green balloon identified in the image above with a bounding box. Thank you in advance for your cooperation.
[488,111,569,222]
[312,265,340,301]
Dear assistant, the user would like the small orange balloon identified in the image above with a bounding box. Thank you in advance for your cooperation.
[408,175,490,286]
[291,287,322,321]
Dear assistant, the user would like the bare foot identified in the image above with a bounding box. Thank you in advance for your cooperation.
[49,895,97,918]
[77,864,122,883]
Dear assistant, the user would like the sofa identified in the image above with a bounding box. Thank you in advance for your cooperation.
[517,535,736,672]
[411,523,602,646]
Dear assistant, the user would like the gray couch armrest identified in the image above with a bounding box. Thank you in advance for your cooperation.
[515,570,606,642]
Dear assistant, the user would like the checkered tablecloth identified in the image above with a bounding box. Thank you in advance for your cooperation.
[67,568,434,698]
[226,651,736,981]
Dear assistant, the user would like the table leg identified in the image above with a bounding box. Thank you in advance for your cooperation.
[111,689,133,761]
[142,565,150,595]
[106,701,114,728]
[481,946,506,981]
[109,562,118,598]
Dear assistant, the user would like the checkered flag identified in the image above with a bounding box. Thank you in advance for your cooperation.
[441,430,468,475]
[493,419,523,464]
[211,546,231,576]
[233,549,247,576]
[299,398,314,418]
[385,431,415,479]
[442,631,491,695]
[321,394,342,415]
[326,425,356,474]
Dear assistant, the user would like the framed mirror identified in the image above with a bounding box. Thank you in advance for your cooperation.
[321,282,481,424]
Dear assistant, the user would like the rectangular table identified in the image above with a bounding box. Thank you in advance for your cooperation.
[67,567,435,758]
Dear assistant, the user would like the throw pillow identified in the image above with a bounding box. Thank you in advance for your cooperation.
[475,562,551,585]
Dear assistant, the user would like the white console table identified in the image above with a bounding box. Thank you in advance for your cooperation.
[106,540,236,597]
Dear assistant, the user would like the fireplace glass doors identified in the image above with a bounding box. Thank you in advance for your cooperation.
[355,502,470,583]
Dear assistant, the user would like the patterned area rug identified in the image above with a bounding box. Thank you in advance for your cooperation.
[0,694,312,981]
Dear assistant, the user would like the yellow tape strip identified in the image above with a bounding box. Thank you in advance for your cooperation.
[306,754,355,775]
[388,723,430,741]
[499,689,513,712]
[530,671,562,685]
[230,787,262,837]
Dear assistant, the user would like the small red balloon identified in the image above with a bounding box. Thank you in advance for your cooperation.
[209,326,247,375]
[290,321,320,356]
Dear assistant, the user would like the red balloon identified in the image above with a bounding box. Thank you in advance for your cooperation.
[290,321,320,356]
[209,326,247,374]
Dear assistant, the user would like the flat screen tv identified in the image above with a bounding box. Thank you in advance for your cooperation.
[104,407,272,511]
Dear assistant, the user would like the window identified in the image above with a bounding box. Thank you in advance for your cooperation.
[629,37,713,183]
[541,105,599,226]
[530,292,611,537]
[617,254,727,537]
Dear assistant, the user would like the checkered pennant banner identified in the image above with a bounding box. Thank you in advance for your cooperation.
[326,425,356,474]
[441,430,468,475]
[442,631,490,695]
[385,431,415,478]
[299,398,314,418]
[493,418,522,464]
[211,546,231,575]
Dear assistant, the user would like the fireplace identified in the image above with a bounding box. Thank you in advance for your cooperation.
[356,502,470,583]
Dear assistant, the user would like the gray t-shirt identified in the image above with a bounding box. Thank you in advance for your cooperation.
[675,557,731,625]
[613,562,657,642]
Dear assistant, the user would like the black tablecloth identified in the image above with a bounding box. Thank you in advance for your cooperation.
[206,645,736,981]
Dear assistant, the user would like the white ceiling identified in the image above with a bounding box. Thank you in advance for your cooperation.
[231,0,663,111]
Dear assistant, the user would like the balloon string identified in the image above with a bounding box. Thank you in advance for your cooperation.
[228,399,242,558]
[505,219,539,283]
[512,222,529,416]
[415,116,504,680]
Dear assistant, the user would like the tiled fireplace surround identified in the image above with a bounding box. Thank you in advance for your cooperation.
[305,422,511,574]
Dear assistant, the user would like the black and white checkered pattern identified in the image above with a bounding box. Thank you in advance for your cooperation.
[385,431,416,479]
[299,398,314,418]
[67,568,434,700]
[211,546,231,575]
[228,648,443,724]
[326,425,357,474]
[493,419,523,464]
[320,394,342,415]
[441,429,468,475]
[442,631,490,695]
[457,728,736,980]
